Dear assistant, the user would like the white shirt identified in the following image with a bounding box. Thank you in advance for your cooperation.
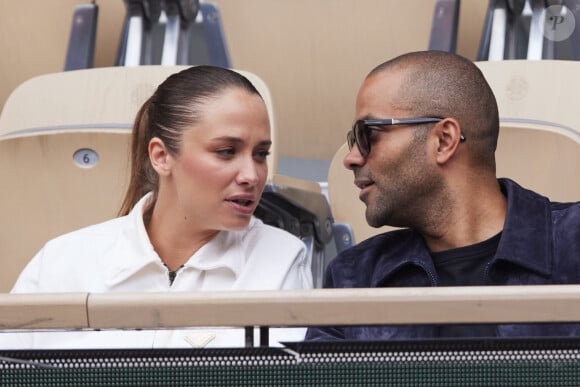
[3,194,312,349]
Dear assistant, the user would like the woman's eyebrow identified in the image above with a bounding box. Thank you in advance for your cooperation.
[209,137,272,147]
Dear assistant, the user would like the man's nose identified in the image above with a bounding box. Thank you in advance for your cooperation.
[343,143,366,170]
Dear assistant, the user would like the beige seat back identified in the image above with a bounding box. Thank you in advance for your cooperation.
[0,66,278,292]
[0,65,277,172]
[328,60,580,244]
[0,131,131,292]
[476,60,580,202]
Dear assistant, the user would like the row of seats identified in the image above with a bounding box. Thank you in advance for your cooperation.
[66,0,580,72]
[65,0,230,71]
[428,0,580,60]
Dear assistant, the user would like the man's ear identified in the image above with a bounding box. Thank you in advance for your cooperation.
[433,118,463,165]
[149,137,173,176]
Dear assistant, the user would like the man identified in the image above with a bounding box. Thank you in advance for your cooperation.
[306,50,580,341]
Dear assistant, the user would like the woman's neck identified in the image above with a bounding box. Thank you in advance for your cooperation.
[144,202,219,271]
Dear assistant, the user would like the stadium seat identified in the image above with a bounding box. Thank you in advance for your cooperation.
[477,0,580,60]
[477,59,580,202]
[64,0,231,70]
[428,0,460,53]
[115,0,231,67]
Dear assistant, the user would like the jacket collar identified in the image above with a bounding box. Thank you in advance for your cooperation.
[492,178,552,277]
[369,231,436,287]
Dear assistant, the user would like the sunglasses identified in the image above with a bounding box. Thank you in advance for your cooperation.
[346,117,466,158]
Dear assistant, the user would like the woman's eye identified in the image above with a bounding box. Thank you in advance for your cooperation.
[217,148,235,157]
[254,150,271,161]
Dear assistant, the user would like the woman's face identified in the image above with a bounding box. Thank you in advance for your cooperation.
[158,87,271,232]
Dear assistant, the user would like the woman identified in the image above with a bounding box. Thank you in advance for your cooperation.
[6,66,311,348]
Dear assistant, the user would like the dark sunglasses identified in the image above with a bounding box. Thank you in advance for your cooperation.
[346,117,466,158]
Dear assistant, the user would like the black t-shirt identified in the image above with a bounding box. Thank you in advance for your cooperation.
[430,232,502,337]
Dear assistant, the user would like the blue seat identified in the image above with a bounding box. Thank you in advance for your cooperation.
[64,1,231,70]
[477,0,580,60]
[428,0,461,52]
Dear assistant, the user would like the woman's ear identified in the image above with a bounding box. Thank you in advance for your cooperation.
[433,118,464,165]
[149,137,173,176]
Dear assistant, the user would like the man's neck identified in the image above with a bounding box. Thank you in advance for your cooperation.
[421,178,507,252]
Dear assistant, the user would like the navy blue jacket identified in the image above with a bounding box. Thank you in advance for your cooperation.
[306,179,580,341]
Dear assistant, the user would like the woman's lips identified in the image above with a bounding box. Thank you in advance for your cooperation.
[225,195,256,215]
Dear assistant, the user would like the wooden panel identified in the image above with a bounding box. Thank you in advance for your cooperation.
[3,286,580,330]
[0,293,88,330]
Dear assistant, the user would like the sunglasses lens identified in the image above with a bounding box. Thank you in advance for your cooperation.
[354,121,369,157]
[347,131,355,150]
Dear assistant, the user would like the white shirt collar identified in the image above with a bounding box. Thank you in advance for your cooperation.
[106,193,253,286]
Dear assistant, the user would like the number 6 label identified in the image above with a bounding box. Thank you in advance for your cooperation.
[73,148,99,169]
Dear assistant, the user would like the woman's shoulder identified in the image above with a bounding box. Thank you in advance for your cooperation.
[46,216,127,246]
[228,218,310,289]
[38,216,130,263]
[13,215,134,292]
[245,217,304,246]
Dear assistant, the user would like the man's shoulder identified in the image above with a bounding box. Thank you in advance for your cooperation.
[550,199,580,212]
[550,199,580,233]
[501,177,580,223]
[501,178,580,209]
[325,228,421,288]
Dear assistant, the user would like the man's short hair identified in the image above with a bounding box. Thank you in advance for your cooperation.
[369,51,500,170]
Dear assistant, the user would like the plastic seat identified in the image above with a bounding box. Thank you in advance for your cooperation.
[116,0,230,67]
[64,3,98,71]
[0,130,131,292]
[256,175,338,288]
[476,59,580,201]
[477,0,580,60]
[64,0,230,70]
[428,0,461,52]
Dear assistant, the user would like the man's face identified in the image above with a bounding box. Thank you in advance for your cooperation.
[343,71,441,228]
